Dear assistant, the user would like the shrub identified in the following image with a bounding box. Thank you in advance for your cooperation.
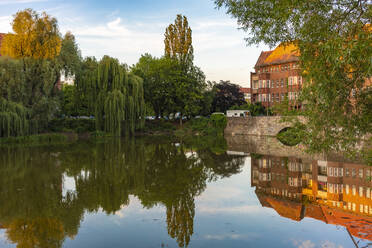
[277,127,302,146]
[48,118,96,133]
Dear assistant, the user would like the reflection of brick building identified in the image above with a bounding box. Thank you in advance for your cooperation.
[251,43,303,109]
[251,155,372,241]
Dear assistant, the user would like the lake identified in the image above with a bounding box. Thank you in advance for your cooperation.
[0,136,371,248]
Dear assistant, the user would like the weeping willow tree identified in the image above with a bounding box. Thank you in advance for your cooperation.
[76,56,145,136]
[0,98,29,137]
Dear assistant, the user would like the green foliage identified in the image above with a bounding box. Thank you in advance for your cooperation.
[277,127,302,146]
[0,98,29,137]
[58,32,82,78]
[62,85,79,117]
[164,14,194,69]
[215,0,372,156]
[76,56,145,136]
[48,118,95,133]
[230,102,269,116]
[189,115,227,136]
[142,120,177,133]
[212,80,245,113]
[132,54,206,121]
[0,57,60,135]
[132,54,179,117]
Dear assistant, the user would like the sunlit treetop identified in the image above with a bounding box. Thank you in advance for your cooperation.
[0,8,62,59]
[164,14,194,67]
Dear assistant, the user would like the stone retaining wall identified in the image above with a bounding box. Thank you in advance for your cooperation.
[224,116,304,137]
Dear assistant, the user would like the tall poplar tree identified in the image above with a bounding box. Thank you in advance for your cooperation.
[164,14,194,68]
[164,15,205,124]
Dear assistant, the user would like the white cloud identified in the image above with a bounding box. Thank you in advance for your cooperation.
[292,239,316,248]
[321,241,344,248]
[0,9,267,85]
[0,16,12,33]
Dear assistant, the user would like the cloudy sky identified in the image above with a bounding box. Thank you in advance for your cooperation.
[0,0,269,87]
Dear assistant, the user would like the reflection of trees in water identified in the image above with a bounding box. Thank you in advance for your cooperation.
[0,137,246,247]
[6,218,64,248]
[167,195,195,248]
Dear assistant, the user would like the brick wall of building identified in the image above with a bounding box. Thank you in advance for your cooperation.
[251,43,302,109]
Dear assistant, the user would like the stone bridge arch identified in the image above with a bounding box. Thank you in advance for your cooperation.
[224,116,306,137]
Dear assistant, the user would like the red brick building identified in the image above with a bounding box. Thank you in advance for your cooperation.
[251,43,303,109]
[239,87,251,103]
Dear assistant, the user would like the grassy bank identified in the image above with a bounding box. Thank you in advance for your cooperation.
[0,116,227,146]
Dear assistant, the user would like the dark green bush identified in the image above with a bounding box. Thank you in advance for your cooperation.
[143,120,177,132]
[48,118,96,133]
[277,127,302,146]
[189,115,227,136]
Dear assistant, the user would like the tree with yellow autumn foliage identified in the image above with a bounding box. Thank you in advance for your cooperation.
[0,8,61,59]
[0,9,81,136]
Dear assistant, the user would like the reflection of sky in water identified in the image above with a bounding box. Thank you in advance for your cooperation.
[60,157,358,248]
[1,156,367,248]
[0,230,10,247]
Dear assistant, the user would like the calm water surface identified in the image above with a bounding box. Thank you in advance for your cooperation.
[0,137,371,248]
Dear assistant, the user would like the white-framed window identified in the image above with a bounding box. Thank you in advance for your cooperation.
[359,187,364,197]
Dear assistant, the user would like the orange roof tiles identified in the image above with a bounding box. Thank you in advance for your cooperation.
[255,42,300,67]
[264,43,300,65]
[255,51,272,68]
[321,206,372,241]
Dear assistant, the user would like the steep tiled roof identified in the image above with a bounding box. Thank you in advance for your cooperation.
[0,33,6,56]
[255,42,300,68]
[255,51,272,68]
[264,43,299,65]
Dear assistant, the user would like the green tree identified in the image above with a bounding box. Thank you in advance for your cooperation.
[76,56,145,135]
[215,0,372,157]
[212,80,245,113]
[58,31,82,79]
[164,14,194,68]
[163,15,206,125]
[0,9,83,137]
[132,54,179,118]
